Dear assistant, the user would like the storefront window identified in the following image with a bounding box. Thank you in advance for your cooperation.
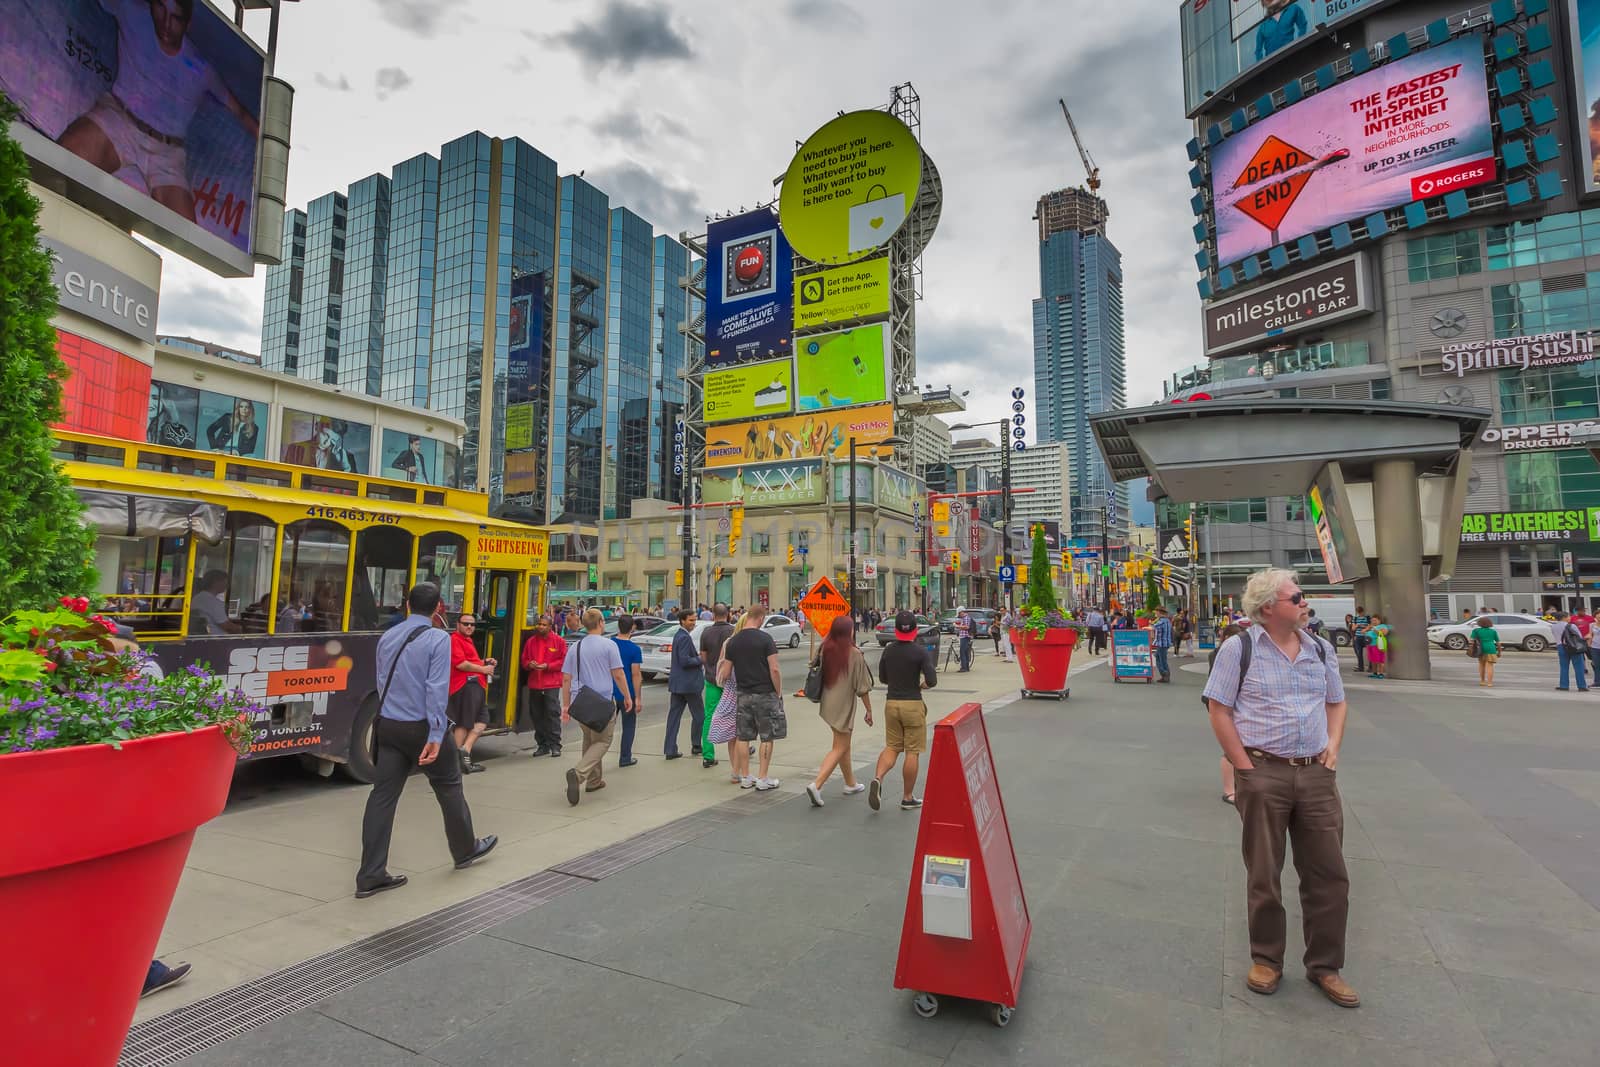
[1504,450,1600,512]
[647,573,665,607]
[1407,229,1481,282]
[1497,364,1600,424]
[1490,272,1600,338]
[648,536,666,558]
[750,571,771,608]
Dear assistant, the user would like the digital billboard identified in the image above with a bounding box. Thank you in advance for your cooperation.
[280,409,370,474]
[506,271,545,404]
[703,358,794,424]
[793,258,891,329]
[701,460,826,508]
[1306,462,1368,584]
[2,0,266,273]
[779,110,922,265]
[1210,36,1494,267]
[794,324,890,411]
[147,380,264,458]
[875,465,923,516]
[704,208,793,367]
[1180,0,1394,116]
[702,403,896,468]
[1571,0,1600,195]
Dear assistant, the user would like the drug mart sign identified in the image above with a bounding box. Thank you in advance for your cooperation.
[1480,420,1600,451]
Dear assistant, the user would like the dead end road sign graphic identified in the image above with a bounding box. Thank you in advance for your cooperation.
[1227,135,1350,237]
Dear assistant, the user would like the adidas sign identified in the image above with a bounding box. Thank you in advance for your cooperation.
[1163,534,1190,561]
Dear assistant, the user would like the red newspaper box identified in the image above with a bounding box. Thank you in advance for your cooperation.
[894,702,1031,1027]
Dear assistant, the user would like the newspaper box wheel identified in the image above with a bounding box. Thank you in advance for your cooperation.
[912,992,940,1018]
[989,1003,1014,1028]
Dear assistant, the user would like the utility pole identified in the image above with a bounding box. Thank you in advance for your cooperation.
[1001,428,1014,612]
[1100,490,1111,614]
[847,436,858,617]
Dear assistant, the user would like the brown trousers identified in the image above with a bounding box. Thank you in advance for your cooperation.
[1234,754,1349,979]
[575,716,615,786]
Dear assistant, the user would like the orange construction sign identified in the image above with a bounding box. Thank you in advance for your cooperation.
[799,576,851,637]
[1230,135,1313,232]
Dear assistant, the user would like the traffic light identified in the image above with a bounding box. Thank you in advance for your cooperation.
[728,506,744,556]
[787,544,796,565]
[714,565,723,582]
[951,549,962,570]
[1060,549,1069,571]
[1184,515,1195,555]
[673,568,683,587]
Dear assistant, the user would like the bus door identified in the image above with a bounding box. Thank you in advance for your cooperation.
[474,569,525,727]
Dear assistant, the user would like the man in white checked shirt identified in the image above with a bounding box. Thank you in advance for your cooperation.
[1203,568,1357,1009]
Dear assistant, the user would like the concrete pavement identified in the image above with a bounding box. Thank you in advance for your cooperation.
[126,641,1600,1066]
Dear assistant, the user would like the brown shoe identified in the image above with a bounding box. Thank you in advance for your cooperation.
[1309,972,1360,1008]
[1245,963,1281,994]
[586,779,607,793]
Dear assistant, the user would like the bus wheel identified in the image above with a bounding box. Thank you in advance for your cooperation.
[342,697,381,784]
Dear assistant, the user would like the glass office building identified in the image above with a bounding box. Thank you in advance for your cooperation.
[262,133,689,525]
[1032,187,1127,540]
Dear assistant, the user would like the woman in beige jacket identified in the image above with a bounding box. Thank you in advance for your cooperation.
[805,616,874,807]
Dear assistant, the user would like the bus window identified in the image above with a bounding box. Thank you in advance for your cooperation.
[193,513,277,634]
[354,526,412,631]
[418,531,467,616]
[95,534,190,636]
[279,520,350,634]
[525,576,544,625]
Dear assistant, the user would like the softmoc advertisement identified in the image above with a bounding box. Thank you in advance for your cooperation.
[1211,36,1494,266]
[702,402,895,468]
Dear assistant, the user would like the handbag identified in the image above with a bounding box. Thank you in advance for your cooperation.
[803,657,824,703]
[567,637,617,732]
[708,678,738,745]
[1467,635,1482,659]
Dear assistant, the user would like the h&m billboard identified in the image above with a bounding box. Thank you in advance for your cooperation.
[1210,37,1494,267]
[1202,254,1372,357]
[704,208,793,367]
[2,0,267,275]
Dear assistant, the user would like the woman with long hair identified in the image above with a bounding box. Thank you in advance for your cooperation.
[805,615,874,808]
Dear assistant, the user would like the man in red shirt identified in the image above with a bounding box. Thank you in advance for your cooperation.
[1574,608,1596,639]
[521,613,567,758]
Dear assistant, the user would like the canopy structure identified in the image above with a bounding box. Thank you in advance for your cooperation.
[1090,398,1487,504]
[76,489,227,543]
[1089,398,1493,680]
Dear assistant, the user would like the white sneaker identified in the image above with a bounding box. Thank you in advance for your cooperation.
[740,776,757,789]
[756,777,781,791]
[842,783,867,796]
[805,783,824,807]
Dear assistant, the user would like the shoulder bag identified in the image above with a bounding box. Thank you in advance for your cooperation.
[803,656,824,702]
[1467,634,1482,658]
[568,637,618,732]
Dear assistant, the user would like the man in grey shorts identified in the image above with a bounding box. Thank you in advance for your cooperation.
[716,604,785,791]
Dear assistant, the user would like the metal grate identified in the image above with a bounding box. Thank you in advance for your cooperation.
[121,790,795,1066]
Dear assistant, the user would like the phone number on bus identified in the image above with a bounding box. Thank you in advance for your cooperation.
[304,505,401,525]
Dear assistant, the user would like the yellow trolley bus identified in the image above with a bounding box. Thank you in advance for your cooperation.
[54,431,549,781]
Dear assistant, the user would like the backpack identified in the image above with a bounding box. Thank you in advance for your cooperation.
[1201,629,1327,709]
[1561,623,1587,655]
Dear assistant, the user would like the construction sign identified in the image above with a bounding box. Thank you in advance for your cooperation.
[799,576,851,637]
[1229,135,1314,233]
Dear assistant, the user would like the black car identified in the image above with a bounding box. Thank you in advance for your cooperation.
[937,608,995,635]
[874,613,942,650]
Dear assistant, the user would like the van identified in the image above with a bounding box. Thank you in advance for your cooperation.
[1305,596,1355,645]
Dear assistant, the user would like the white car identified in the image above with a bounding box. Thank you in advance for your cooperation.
[762,614,804,648]
[638,620,710,681]
[1426,613,1552,652]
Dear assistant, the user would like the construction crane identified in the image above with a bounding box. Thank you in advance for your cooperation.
[1058,98,1101,193]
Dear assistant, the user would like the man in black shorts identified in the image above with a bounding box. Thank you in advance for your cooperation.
[716,604,785,791]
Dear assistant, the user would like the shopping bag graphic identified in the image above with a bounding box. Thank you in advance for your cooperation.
[847,184,906,254]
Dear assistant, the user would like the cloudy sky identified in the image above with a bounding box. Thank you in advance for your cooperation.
[158,0,1201,439]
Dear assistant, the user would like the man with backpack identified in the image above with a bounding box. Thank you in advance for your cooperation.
[1551,610,1591,692]
[1203,568,1356,1009]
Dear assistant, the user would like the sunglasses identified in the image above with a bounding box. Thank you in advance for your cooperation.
[459,621,476,628]
[1280,593,1305,605]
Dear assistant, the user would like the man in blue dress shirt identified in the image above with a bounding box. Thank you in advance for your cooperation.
[1254,0,1308,62]
[356,583,496,898]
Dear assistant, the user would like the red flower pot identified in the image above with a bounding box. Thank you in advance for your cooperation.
[0,726,237,1066]
[1015,627,1078,694]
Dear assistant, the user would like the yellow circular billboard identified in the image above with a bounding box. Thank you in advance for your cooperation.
[779,110,923,265]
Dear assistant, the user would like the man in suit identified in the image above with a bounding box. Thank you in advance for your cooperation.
[664,609,705,760]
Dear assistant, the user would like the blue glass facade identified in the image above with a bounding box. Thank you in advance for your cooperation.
[430,133,494,488]
[1033,194,1126,540]
[340,173,390,397]
[652,236,691,504]
[550,176,609,522]
[381,153,437,408]
[260,208,305,376]
[604,208,654,520]
[297,191,346,386]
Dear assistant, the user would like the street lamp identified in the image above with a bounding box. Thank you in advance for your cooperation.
[950,420,1014,611]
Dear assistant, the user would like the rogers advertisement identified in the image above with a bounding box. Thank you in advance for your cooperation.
[1211,37,1494,267]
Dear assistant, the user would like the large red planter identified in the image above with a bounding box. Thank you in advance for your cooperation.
[1015,627,1078,695]
[0,725,237,1067]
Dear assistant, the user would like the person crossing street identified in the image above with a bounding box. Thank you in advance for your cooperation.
[1152,606,1174,682]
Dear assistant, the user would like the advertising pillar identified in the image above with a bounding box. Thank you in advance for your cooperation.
[1373,458,1429,680]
